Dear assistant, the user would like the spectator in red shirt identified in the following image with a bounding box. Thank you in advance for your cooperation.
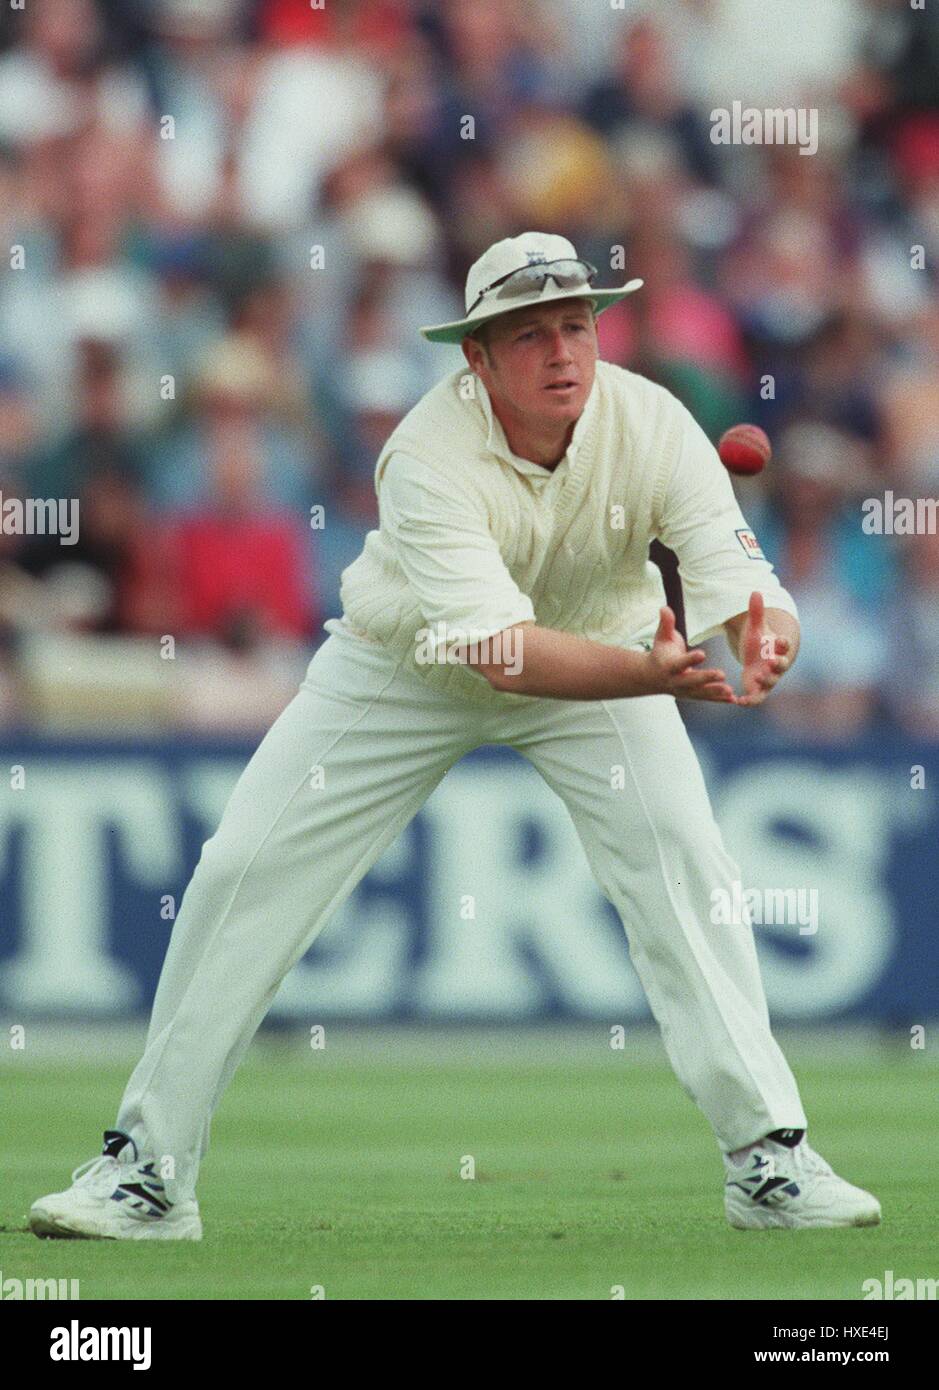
[170,417,317,644]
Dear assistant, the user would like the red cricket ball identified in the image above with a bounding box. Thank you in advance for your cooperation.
[718,424,772,476]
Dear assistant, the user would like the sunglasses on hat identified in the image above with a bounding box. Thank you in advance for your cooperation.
[466,258,598,317]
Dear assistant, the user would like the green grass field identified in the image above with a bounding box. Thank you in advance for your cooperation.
[2,1029,934,1300]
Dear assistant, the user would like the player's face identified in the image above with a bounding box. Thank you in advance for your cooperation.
[466,299,598,427]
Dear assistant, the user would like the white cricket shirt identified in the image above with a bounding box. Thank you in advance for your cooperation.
[331,361,797,703]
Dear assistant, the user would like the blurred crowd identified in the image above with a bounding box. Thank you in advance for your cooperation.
[0,0,937,736]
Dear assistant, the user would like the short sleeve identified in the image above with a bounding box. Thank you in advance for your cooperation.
[656,406,799,644]
[379,451,536,640]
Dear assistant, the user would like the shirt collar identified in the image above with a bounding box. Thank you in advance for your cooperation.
[475,372,598,477]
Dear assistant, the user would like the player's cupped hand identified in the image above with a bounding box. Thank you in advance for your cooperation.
[735,591,791,707]
[647,606,736,703]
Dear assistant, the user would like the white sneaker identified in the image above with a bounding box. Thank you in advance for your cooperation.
[724,1136,881,1230]
[30,1131,202,1241]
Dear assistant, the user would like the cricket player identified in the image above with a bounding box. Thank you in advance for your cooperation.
[31,233,880,1240]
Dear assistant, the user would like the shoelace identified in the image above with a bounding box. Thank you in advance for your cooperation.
[729,1142,834,1182]
[70,1154,121,1196]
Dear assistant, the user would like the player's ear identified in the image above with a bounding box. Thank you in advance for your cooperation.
[462,327,491,372]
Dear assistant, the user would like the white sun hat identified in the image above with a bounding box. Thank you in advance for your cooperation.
[419,231,643,344]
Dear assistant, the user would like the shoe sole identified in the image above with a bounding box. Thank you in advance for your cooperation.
[29,1204,203,1242]
[725,1197,881,1231]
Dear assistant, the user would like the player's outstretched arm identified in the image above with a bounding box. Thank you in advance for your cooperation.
[469,609,735,703]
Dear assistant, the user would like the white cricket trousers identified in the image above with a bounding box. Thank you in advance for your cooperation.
[117,627,807,1200]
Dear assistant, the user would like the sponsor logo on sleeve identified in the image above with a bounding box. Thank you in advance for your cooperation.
[735,528,766,560]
